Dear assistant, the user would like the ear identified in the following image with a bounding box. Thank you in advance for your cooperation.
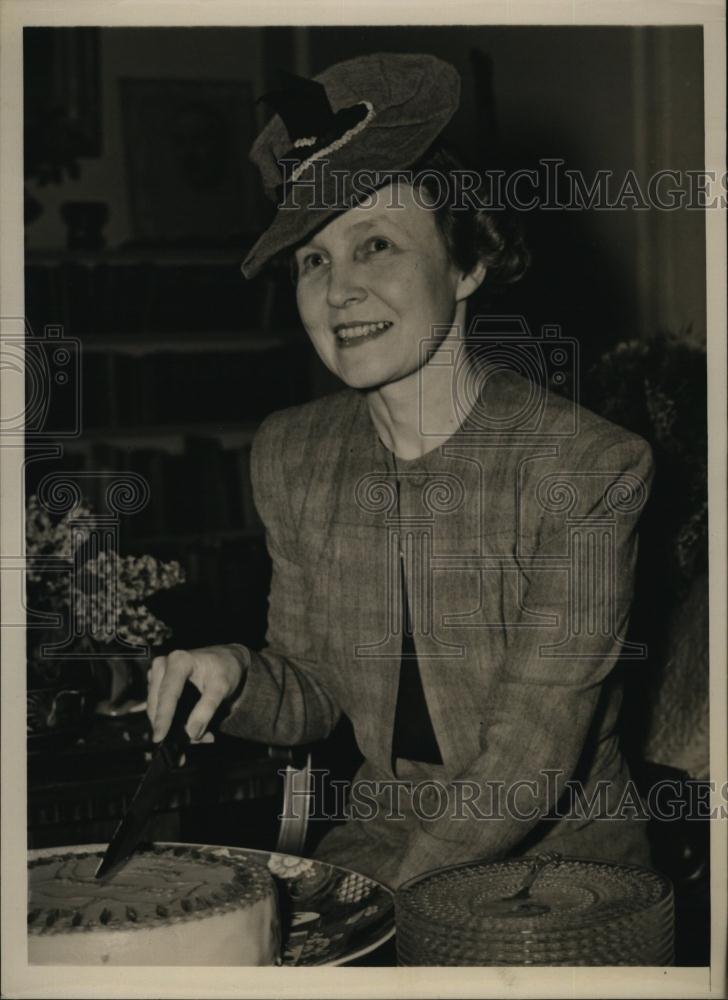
[455,260,487,302]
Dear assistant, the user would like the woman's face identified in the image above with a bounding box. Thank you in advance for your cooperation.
[293,183,478,390]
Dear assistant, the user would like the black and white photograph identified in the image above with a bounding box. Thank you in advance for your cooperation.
[1,2,725,997]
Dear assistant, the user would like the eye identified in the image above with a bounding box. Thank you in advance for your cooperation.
[365,236,393,254]
[298,250,329,275]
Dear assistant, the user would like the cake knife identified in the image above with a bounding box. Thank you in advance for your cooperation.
[94,680,201,880]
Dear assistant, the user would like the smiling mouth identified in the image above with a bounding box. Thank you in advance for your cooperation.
[334,320,393,345]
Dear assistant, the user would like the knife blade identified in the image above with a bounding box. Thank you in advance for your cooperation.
[94,680,201,880]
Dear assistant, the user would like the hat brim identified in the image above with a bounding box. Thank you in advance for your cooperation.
[241,112,453,279]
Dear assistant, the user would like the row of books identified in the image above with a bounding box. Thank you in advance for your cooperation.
[25,260,270,336]
[26,437,264,541]
[25,527,272,697]
[148,533,272,651]
[80,346,310,429]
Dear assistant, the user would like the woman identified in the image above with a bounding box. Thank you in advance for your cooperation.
[147,53,654,889]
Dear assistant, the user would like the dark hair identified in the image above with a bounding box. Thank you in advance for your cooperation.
[273,141,530,288]
[411,142,530,287]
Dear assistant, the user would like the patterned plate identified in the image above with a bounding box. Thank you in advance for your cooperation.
[29,842,394,966]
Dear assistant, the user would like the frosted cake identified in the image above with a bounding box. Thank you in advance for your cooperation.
[28,844,280,966]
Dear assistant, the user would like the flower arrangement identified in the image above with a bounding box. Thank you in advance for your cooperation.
[583,332,707,589]
[584,333,710,780]
[26,493,185,689]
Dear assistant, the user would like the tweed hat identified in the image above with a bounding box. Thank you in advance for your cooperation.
[241,52,461,278]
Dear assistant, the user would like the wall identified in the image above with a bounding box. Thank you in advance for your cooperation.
[308,25,706,348]
[26,27,268,250]
[26,25,706,353]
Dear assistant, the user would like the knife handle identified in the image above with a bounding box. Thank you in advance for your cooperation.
[160,680,202,756]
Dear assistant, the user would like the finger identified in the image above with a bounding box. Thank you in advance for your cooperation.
[189,732,215,745]
[185,679,228,741]
[152,649,194,742]
[146,656,166,727]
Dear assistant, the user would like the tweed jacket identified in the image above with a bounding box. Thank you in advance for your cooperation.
[220,368,654,886]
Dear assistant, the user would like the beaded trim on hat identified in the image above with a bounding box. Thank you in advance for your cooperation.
[288,101,376,185]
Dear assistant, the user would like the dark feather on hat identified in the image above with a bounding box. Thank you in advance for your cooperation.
[259,69,369,149]
[258,71,336,142]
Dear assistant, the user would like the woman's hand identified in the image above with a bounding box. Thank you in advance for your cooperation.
[146,646,245,744]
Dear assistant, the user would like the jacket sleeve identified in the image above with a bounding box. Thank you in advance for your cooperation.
[394,432,654,885]
[219,411,341,745]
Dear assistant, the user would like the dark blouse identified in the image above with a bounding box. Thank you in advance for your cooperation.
[391,469,443,766]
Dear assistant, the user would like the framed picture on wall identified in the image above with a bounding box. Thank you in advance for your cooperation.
[120,78,259,244]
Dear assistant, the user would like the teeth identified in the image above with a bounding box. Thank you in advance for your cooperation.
[336,321,391,341]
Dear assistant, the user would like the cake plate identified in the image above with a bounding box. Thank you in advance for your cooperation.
[30,842,395,967]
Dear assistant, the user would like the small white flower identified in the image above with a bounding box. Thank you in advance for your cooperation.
[26,494,184,653]
[267,855,315,879]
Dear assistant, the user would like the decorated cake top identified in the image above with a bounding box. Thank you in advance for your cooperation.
[28,844,274,934]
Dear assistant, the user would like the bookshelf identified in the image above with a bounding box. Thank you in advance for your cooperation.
[25,245,310,651]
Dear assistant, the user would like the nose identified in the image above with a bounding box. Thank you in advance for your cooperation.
[326,260,366,309]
